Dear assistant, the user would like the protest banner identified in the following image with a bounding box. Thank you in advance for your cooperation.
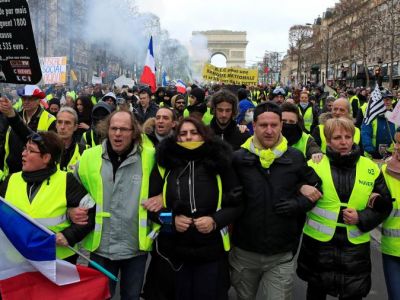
[40,56,67,84]
[202,63,258,85]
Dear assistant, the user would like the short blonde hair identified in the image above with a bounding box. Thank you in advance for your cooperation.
[324,117,355,142]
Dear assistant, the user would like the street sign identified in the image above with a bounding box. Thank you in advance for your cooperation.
[0,0,42,84]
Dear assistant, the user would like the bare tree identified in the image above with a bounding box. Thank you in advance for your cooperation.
[289,25,313,83]
[373,0,400,90]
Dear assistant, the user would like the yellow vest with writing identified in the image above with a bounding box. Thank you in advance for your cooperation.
[304,156,379,244]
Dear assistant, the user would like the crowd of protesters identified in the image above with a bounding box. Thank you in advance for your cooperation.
[0,80,399,300]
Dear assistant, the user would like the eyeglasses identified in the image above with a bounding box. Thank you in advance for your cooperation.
[109,126,133,133]
[23,146,41,154]
[27,132,48,153]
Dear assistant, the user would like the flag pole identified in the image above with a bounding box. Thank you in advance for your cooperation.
[67,245,119,282]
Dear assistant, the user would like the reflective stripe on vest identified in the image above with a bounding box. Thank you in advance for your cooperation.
[78,144,159,252]
[292,132,310,158]
[299,106,313,132]
[3,110,56,178]
[157,164,230,251]
[5,170,74,258]
[381,164,400,256]
[319,124,360,153]
[304,156,379,244]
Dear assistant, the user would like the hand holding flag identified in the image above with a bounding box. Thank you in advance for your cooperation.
[364,84,386,125]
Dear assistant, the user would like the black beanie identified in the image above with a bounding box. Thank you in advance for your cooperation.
[190,87,205,103]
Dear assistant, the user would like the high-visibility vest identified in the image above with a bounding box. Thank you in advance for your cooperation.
[319,124,360,153]
[304,156,379,244]
[350,95,360,115]
[12,98,22,112]
[292,132,310,158]
[82,130,97,148]
[381,164,400,256]
[59,143,87,172]
[299,106,313,132]
[5,170,74,258]
[77,144,159,252]
[3,110,56,177]
[157,165,230,251]
[183,107,213,125]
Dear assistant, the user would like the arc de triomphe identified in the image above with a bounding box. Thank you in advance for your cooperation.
[192,30,248,68]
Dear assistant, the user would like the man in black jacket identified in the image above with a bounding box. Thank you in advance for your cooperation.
[209,89,250,150]
[230,102,321,300]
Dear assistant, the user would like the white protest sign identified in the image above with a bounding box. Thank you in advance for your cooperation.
[92,75,102,85]
[388,100,400,126]
[39,56,67,84]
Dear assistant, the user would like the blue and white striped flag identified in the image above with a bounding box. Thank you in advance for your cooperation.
[364,84,386,125]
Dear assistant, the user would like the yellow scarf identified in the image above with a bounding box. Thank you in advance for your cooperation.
[241,135,288,168]
[177,141,204,150]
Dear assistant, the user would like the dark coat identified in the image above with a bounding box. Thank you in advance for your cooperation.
[209,118,250,151]
[296,146,393,298]
[136,102,158,124]
[232,146,321,256]
[149,136,243,263]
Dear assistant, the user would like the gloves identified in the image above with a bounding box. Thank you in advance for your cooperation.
[274,199,298,216]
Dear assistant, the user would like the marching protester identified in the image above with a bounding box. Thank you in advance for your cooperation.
[312,97,361,153]
[298,90,319,134]
[297,117,393,300]
[71,109,160,300]
[209,89,250,150]
[74,95,94,141]
[0,131,94,263]
[146,117,242,300]
[137,88,159,124]
[171,94,186,121]
[236,88,255,134]
[281,102,322,160]
[361,90,396,159]
[381,127,400,300]
[0,99,87,173]
[0,85,56,177]
[142,107,177,148]
[81,101,114,148]
[230,102,321,299]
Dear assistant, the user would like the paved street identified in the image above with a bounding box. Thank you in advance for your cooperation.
[112,230,387,300]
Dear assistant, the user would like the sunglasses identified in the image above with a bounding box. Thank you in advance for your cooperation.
[27,132,48,154]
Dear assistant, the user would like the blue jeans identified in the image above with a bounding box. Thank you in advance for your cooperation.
[382,253,400,300]
[90,252,147,300]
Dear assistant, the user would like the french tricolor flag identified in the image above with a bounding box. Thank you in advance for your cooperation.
[140,36,157,93]
[0,198,109,300]
[175,79,186,94]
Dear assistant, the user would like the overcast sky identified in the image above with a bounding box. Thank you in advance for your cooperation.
[136,0,337,66]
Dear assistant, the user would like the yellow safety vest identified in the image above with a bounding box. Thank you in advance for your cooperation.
[304,156,380,244]
[292,132,310,158]
[183,107,213,125]
[82,130,97,148]
[59,144,87,172]
[157,165,230,251]
[319,124,360,153]
[381,164,400,256]
[299,106,313,132]
[77,144,159,252]
[5,170,74,258]
[3,110,56,178]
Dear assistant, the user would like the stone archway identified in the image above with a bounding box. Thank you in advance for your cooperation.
[192,30,248,68]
